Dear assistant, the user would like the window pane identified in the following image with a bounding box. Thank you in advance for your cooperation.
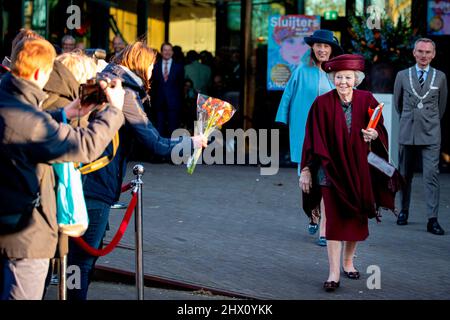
[356,0,364,16]
[305,0,346,17]
[227,1,285,46]
[369,0,411,24]
[32,0,47,32]
[252,2,285,45]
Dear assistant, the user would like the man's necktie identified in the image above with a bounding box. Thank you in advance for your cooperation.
[418,70,425,87]
[163,61,169,82]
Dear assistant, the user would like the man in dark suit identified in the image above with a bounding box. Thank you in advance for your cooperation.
[151,42,185,137]
[394,38,448,235]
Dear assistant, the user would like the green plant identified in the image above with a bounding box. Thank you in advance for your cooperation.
[348,14,419,70]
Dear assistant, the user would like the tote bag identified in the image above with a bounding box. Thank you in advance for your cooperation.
[53,162,88,237]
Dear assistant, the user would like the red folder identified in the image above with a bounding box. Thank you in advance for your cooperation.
[367,103,384,129]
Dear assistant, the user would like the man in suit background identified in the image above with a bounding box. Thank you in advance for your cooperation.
[151,42,185,137]
[106,34,126,62]
[394,38,448,235]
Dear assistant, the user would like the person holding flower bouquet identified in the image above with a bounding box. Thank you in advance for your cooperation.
[186,94,236,174]
[67,40,207,300]
[300,54,400,292]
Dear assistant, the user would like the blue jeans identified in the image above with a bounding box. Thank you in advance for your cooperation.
[67,198,111,300]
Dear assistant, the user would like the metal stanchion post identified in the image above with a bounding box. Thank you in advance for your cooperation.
[133,164,145,300]
[58,255,67,300]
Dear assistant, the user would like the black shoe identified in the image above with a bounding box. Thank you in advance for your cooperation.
[427,220,445,235]
[397,210,409,225]
[343,269,360,280]
[323,281,340,292]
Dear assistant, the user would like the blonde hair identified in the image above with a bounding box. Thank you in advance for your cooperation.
[56,51,97,83]
[11,38,56,78]
[112,41,156,90]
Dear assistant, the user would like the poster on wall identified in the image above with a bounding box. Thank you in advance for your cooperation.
[428,0,450,35]
[267,15,320,91]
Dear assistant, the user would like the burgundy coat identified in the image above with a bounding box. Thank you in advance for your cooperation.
[301,89,400,221]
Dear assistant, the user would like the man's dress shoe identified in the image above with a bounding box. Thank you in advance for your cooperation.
[427,220,445,235]
[397,210,408,225]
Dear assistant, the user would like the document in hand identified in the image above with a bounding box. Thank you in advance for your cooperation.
[367,151,395,177]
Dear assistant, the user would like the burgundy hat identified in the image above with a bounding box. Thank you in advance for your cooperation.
[322,54,365,73]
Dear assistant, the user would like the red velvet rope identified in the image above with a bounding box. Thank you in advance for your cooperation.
[72,192,138,256]
[121,182,133,193]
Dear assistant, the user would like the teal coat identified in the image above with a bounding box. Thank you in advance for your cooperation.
[275,54,333,163]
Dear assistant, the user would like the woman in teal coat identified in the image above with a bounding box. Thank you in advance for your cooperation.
[275,29,342,245]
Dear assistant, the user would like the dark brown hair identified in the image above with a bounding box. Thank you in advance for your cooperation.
[11,29,43,55]
[308,43,337,67]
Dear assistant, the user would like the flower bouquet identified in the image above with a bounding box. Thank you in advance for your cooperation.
[187,94,236,174]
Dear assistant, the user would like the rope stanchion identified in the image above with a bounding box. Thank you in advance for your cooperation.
[59,254,67,300]
[72,192,137,256]
[71,168,145,300]
[133,164,145,300]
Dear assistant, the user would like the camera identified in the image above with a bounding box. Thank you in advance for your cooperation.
[79,75,110,105]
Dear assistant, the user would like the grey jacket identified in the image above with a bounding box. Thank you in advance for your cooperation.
[0,73,124,259]
[394,66,447,145]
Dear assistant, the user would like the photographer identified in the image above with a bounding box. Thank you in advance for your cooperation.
[0,38,125,300]
[67,40,207,300]
[43,51,99,127]
[41,51,102,295]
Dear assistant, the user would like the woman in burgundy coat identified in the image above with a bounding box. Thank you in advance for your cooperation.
[300,54,399,292]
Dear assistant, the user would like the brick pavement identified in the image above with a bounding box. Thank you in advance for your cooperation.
[87,163,450,300]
